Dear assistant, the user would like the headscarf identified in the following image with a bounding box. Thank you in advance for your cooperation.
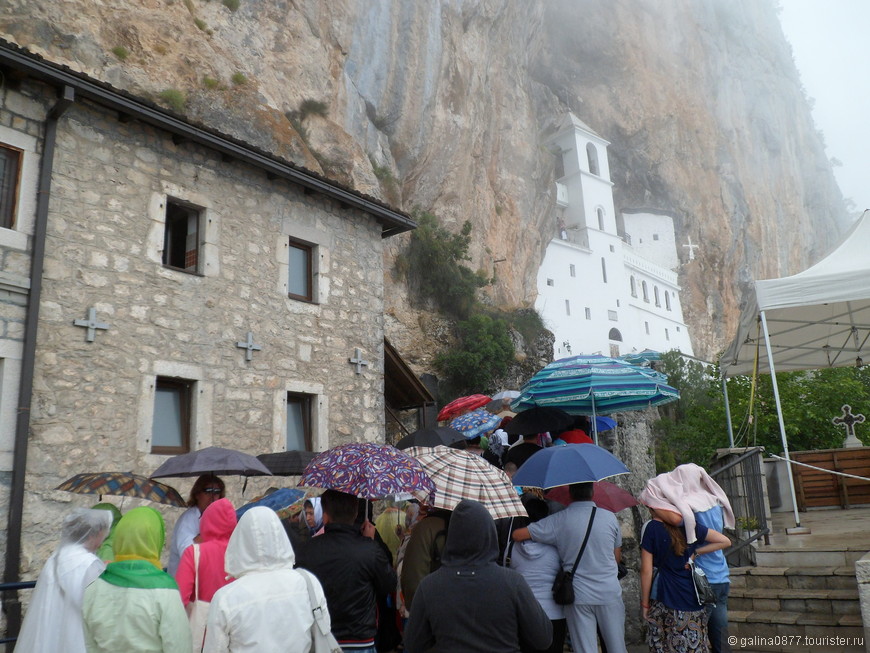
[92,503,122,562]
[112,507,166,569]
[638,463,735,543]
[304,497,324,535]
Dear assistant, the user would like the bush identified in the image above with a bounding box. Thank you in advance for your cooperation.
[194,17,207,31]
[231,72,247,86]
[158,89,186,112]
[298,98,328,120]
[435,314,514,396]
[407,210,489,319]
[223,0,240,10]
[111,46,129,61]
[202,76,220,90]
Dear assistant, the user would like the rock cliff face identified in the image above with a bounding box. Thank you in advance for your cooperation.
[1,0,845,363]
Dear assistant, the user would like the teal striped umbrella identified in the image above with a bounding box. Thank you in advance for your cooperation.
[511,354,679,441]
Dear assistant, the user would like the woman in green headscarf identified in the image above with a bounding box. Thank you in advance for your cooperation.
[91,503,122,563]
[82,507,191,653]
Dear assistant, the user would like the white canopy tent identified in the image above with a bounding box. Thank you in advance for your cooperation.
[720,210,870,529]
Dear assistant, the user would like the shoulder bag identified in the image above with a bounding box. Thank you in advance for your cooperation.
[551,507,597,605]
[185,544,210,653]
[299,569,343,653]
[688,557,717,606]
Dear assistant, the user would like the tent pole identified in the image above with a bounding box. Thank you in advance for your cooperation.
[760,311,803,530]
[722,377,735,448]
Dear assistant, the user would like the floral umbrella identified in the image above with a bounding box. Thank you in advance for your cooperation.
[449,408,502,440]
[298,442,435,503]
[437,394,492,422]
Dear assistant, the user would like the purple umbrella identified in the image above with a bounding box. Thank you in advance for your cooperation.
[298,442,435,503]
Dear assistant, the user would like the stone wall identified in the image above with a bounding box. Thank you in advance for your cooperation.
[15,84,390,577]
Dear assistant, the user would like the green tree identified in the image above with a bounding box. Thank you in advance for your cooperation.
[435,314,514,396]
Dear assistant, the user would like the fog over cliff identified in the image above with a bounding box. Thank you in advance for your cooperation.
[2,0,846,363]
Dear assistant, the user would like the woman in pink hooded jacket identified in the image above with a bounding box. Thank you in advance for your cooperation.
[176,498,238,605]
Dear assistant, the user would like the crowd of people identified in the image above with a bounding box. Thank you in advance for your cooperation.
[16,429,736,653]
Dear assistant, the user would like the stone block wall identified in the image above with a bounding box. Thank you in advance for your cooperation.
[16,92,389,575]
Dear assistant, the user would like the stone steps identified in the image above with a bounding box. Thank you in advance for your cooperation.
[728,552,864,652]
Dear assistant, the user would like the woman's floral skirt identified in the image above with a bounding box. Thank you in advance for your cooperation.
[647,599,710,653]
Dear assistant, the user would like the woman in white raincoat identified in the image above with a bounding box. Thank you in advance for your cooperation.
[203,506,329,653]
[15,507,112,653]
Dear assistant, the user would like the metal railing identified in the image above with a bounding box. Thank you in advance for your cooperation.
[1,580,36,646]
[710,447,770,566]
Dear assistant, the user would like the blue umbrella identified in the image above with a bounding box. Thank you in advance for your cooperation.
[596,416,617,433]
[236,487,306,520]
[512,443,630,489]
[449,408,502,440]
[511,354,679,442]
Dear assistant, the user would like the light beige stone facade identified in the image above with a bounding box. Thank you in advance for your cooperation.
[1,69,408,577]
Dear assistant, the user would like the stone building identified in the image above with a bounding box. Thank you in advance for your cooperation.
[0,39,416,623]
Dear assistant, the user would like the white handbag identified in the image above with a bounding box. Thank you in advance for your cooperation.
[186,544,210,653]
[299,569,342,653]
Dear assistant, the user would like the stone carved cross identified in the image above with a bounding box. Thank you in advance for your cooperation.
[683,235,698,261]
[832,404,865,448]
[349,348,369,375]
[236,331,262,362]
[73,307,110,342]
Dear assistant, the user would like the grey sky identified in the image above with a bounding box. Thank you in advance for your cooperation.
[778,0,870,214]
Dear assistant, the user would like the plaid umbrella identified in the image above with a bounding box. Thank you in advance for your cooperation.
[298,442,435,503]
[437,394,492,421]
[405,446,527,520]
[56,472,186,507]
[449,408,502,440]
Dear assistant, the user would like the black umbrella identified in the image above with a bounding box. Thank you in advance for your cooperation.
[502,406,575,436]
[150,446,273,478]
[257,450,318,476]
[394,427,467,450]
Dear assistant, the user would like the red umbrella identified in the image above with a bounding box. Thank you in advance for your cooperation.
[437,394,492,422]
[545,481,638,513]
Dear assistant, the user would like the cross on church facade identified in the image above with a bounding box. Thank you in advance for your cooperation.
[236,331,262,361]
[349,348,369,374]
[682,235,698,261]
[73,307,110,342]
[832,404,865,448]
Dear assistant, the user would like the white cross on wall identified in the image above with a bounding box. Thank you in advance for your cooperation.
[683,235,698,261]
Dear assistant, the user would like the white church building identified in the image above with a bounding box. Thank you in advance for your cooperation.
[535,113,695,359]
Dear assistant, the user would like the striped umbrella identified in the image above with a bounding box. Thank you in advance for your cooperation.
[56,472,186,507]
[511,354,679,441]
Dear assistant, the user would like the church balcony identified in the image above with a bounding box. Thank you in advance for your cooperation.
[555,181,569,207]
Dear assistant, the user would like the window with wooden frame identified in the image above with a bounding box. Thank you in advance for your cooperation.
[288,239,314,302]
[163,199,201,273]
[151,377,192,454]
[0,144,22,230]
[286,392,313,451]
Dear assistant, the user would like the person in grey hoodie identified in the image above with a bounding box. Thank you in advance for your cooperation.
[404,499,552,653]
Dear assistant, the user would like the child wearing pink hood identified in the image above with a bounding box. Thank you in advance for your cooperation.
[176,498,237,606]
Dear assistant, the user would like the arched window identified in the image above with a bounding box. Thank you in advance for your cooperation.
[665,291,671,311]
[608,328,623,342]
[630,276,637,297]
[586,143,599,176]
[642,281,649,302]
[654,286,660,307]
[601,257,607,283]
[597,208,605,231]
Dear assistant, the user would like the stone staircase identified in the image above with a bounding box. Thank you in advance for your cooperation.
[728,544,865,652]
